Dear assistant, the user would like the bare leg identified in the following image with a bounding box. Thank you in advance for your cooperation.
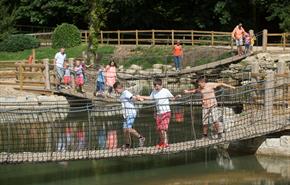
[128,128,141,138]
[123,128,131,145]
[214,122,223,134]
[203,124,208,136]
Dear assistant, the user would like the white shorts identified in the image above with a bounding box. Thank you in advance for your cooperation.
[235,38,243,46]
[202,106,220,125]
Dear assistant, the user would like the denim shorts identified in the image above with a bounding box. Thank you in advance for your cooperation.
[123,116,136,129]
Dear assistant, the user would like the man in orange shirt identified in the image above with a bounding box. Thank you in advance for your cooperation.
[172,40,183,72]
[232,23,245,56]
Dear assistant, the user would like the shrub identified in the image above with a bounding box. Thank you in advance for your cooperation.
[0,34,40,52]
[52,23,81,49]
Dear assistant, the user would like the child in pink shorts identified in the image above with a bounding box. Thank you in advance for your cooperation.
[74,59,85,93]
[63,62,71,89]
[138,78,180,148]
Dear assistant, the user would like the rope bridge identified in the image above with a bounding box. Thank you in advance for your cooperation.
[0,76,289,164]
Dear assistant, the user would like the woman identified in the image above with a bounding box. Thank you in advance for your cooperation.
[105,60,117,94]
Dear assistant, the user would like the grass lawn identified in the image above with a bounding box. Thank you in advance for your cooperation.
[0,44,115,62]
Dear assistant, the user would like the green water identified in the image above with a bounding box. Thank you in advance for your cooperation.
[1,151,290,185]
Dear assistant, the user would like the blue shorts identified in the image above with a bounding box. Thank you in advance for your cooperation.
[123,116,136,129]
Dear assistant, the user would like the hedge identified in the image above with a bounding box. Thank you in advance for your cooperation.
[52,23,81,48]
[0,34,40,52]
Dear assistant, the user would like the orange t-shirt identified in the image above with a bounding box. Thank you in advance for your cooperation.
[199,83,219,108]
[173,45,183,56]
[232,26,245,40]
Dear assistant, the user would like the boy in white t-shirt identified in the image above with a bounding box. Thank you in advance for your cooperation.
[113,82,145,150]
[138,78,180,149]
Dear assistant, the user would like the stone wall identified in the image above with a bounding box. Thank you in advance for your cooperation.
[256,136,290,157]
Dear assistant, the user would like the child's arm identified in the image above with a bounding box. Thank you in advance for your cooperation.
[184,88,197,94]
[136,95,151,101]
[217,82,236,89]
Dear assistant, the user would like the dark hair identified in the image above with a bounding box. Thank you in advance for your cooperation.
[108,58,117,68]
[113,81,122,89]
[197,76,207,83]
[153,78,162,86]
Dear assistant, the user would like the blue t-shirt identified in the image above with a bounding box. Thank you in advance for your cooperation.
[97,70,105,82]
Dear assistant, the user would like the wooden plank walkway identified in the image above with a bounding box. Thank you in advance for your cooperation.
[0,115,288,163]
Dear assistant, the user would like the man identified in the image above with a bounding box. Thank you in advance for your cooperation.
[232,23,245,56]
[54,48,66,90]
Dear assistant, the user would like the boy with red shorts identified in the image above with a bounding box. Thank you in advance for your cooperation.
[138,78,180,148]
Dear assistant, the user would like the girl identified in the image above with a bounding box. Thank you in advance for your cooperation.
[63,62,71,89]
[74,59,85,93]
[105,60,117,94]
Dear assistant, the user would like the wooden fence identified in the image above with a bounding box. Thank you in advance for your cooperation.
[28,29,290,50]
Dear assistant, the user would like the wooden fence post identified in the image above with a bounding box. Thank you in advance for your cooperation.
[117,30,120,45]
[262,29,268,51]
[264,70,274,121]
[32,49,36,64]
[211,31,214,46]
[171,30,174,46]
[152,29,155,45]
[85,31,88,44]
[191,31,194,46]
[282,33,286,51]
[43,59,50,90]
[136,30,139,45]
[100,31,103,44]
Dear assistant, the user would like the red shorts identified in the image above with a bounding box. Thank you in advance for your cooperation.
[63,76,71,84]
[75,76,84,86]
[156,112,171,131]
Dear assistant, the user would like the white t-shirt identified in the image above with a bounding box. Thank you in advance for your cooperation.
[54,52,66,68]
[150,88,173,114]
[120,90,137,118]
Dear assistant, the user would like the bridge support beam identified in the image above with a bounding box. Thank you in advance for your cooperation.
[264,70,274,121]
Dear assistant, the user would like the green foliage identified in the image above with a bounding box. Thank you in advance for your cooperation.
[0,2,16,41]
[52,23,81,48]
[0,34,39,52]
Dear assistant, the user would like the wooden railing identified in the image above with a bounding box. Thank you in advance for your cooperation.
[28,29,290,50]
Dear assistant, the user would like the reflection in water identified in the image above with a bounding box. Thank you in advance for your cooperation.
[215,145,234,170]
[1,152,290,185]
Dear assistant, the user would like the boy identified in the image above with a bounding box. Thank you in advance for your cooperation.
[138,78,180,148]
[95,65,105,96]
[184,76,235,139]
[113,82,145,149]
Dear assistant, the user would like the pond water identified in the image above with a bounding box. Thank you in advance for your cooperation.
[1,150,290,185]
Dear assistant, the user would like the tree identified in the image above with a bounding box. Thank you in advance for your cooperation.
[0,2,16,41]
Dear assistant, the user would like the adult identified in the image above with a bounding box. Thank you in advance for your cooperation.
[172,40,183,72]
[54,48,66,90]
[232,23,245,56]
[105,60,117,94]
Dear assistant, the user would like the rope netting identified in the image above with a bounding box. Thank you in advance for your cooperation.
[0,78,289,164]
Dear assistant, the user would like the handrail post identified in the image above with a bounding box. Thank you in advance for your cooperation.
[264,70,274,121]
[152,29,155,45]
[211,31,214,46]
[43,59,51,90]
[100,31,103,44]
[262,29,268,51]
[136,30,139,45]
[19,64,24,91]
[117,30,120,45]
[171,30,174,46]
[69,58,75,90]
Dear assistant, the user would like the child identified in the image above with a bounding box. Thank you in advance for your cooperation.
[95,66,105,96]
[74,59,85,93]
[63,62,71,89]
[184,76,235,139]
[105,60,117,94]
[113,82,145,149]
[138,78,180,148]
[250,32,256,53]
[244,32,251,55]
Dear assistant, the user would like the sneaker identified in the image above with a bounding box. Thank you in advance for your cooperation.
[139,137,145,147]
[121,144,130,151]
[155,142,163,149]
[217,133,222,139]
[162,143,169,148]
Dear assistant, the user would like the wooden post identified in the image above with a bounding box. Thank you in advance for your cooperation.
[117,30,120,45]
[32,49,35,64]
[171,30,174,46]
[211,31,214,46]
[43,59,50,90]
[276,61,286,99]
[282,33,286,51]
[136,30,139,45]
[19,64,24,91]
[100,31,103,44]
[152,29,155,45]
[85,31,88,44]
[69,58,75,90]
[264,70,274,121]
[262,29,268,51]
[191,31,194,46]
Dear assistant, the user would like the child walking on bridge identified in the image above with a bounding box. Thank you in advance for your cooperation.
[138,78,181,149]
[184,76,235,139]
[113,82,145,150]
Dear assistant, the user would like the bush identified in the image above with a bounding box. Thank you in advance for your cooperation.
[52,23,81,49]
[0,34,40,52]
